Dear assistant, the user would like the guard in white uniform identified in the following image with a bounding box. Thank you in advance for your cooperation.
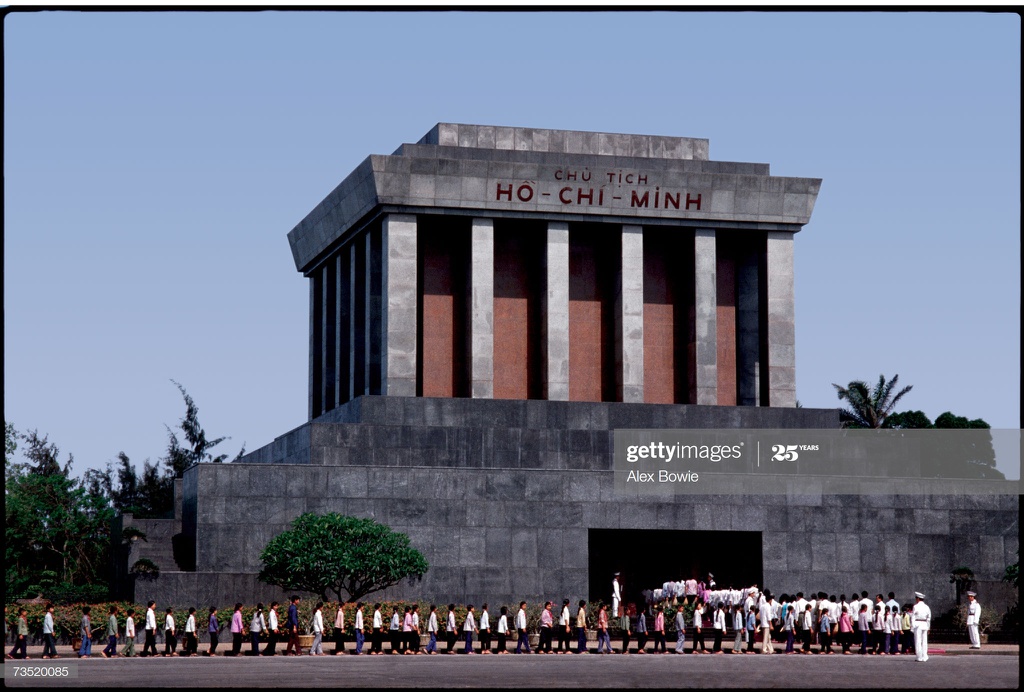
[612,573,622,617]
[911,592,931,662]
[965,591,981,649]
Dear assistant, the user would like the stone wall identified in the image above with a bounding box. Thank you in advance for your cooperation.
[132,398,1018,616]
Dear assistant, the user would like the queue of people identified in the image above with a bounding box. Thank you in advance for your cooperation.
[3,588,953,662]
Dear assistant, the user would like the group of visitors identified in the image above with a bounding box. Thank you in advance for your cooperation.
[4,586,972,664]
[634,571,945,662]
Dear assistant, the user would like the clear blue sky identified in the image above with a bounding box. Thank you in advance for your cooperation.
[4,11,1020,477]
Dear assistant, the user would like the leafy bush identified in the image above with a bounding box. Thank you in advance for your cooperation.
[258,514,428,602]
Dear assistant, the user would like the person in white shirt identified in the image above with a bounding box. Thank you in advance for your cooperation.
[693,602,707,653]
[332,604,346,655]
[184,607,198,656]
[353,603,366,655]
[712,603,727,654]
[497,606,510,654]
[426,605,439,655]
[163,608,177,657]
[42,604,59,659]
[817,594,831,625]
[479,604,491,654]
[557,599,572,654]
[463,605,478,654]
[792,593,807,644]
[890,605,904,655]
[871,605,885,654]
[121,608,136,657]
[760,594,775,654]
[515,602,531,654]
[309,602,325,656]
[389,606,402,655]
[144,601,158,657]
[882,606,893,656]
[445,604,458,655]
[261,602,279,656]
[248,604,265,657]
[684,578,698,604]
[800,605,813,654]
[911,592,931,662]
[966,592,982,649]
[371,604,384,655]
[859,592,874,626]
[410,604,422,655]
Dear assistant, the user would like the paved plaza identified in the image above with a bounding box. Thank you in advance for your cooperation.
[3,644,1018,688]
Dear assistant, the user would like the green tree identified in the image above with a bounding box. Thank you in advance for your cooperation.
[167,380,245,477]
[882,410,933,429]
[932,411,1002,479]
[1004,551,1019,589]
[258,513,429,602]
[934,411,990,430]
[832,374,913,428]
[82,382,239,516]
[5,421,17,468]
[883,409,1004,479]
[83,452,174,518]
[4,431,114,597]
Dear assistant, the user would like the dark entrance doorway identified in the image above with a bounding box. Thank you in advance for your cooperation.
[588,529,763,608]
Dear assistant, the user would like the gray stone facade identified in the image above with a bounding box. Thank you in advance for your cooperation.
[136,398,1019,614]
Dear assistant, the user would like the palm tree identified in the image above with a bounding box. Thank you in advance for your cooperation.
[831,374,913,428]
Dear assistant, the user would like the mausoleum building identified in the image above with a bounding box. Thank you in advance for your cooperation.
[126,125,1018,613]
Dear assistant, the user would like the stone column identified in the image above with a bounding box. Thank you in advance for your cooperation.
[736,245,761,406]
[544,221,570,401]
[766,231,796,407]
[321,261,333,414]
[335,253,347,407]
[366,228,379,395]
[617,225,644,403]
[308,275,317,420]
[381,214,418,396]
[694,229,718,405]
[349,238,365,400]
[470,218,494,398]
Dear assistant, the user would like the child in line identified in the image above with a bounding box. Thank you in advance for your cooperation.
[78,606,93,658]
[122,609,136,657]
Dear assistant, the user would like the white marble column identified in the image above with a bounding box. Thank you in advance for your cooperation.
[544,221,570,401]
[694,228,718,405]
[618,225,644,403]
[766,231,796,407]
[470,218,494,399]
[381,215,418,396]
